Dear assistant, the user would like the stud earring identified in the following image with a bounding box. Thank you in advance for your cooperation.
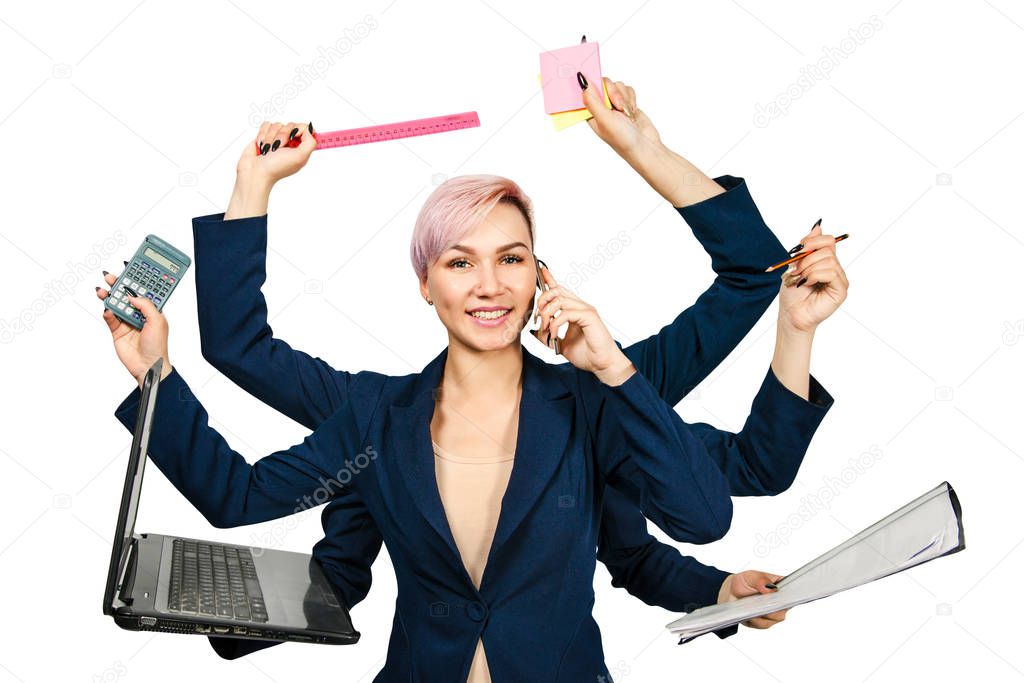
[426,298,433,305]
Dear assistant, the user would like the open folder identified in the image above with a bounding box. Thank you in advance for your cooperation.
[667,481,965,643]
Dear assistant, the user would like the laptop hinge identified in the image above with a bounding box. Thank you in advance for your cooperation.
[117,537,139,607]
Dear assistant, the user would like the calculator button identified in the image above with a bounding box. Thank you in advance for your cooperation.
[146,292,153,299]
[117,302,126,311]
[154,297,162,305]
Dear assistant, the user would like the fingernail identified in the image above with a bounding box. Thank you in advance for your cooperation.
[812,218,822,229]
[123,260,129,267]
[577,71,588,90]
[766,583,778,590]
[260,143,270,155]
[95,286,100,292]
[289,127,299,140]
[102,270,109,276]
[788,243,803,255]
[308,121,315,135]
[271,139,281,151]
[797,277,807,288]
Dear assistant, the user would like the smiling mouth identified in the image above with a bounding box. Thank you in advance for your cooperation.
[467,309,512,321]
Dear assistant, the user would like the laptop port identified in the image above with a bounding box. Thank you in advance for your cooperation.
[139,617,157,626]
[195,625,211,634]
[213,626,230,634]
[233,627,247,635]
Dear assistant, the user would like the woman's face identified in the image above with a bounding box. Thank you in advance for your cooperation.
[420,202,538,352]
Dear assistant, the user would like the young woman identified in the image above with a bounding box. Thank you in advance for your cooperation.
[100,77,847,681]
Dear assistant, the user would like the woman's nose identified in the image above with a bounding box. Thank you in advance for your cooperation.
[474,266,504,293]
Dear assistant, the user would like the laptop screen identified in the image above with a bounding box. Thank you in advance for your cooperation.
[103,358,162,615]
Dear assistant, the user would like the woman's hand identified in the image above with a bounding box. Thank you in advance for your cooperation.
[778,221,850,334]
[532,265,634,385]
[717,570,790,629]
[236,120,317,183]
[97,271,171,389]
[581,76,662,159]
[226,121,317,219]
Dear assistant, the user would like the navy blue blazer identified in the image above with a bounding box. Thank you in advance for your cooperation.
[117,340,740,681]
[185,175,835,661]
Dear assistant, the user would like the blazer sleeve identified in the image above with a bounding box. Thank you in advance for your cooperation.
[581,368,733,544]
[596,486,739,640]
[113,368,355,529]
[191,211,362,429]
[687,364,834,496]
[621,175,789,405]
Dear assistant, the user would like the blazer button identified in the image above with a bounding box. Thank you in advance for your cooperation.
[466,601,487,623]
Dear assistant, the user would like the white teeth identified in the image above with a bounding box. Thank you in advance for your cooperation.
[469,309,510,320]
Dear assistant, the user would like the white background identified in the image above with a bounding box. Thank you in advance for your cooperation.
[2,1,1022,681]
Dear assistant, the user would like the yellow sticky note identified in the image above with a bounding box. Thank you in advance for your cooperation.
[538,74,612,131]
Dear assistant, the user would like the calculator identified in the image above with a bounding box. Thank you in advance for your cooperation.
[105,235,191,328]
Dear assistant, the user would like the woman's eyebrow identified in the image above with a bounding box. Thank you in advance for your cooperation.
[448,241,529,254]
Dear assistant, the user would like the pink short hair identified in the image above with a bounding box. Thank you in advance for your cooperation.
[410,174,535,282]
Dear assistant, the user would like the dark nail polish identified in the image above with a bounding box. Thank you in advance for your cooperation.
[788,243,804,255]
[288,127,299,140]
[766,583,778,590]
[260,143,270,155]
[271,139,281,151]
[581,34,586,43]
[577,71,588,90]
[102,270,109,276]
[123,260,129,267]
[797,277,807,288]
[308,121,315,135]
[813,218,822,229]
[95,286,100,292]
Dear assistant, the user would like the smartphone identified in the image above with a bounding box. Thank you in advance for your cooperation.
[534,257,561,355]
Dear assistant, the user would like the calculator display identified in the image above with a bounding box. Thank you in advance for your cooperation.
[144,247,179,273]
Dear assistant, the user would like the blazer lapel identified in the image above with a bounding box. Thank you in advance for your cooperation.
[485,349,575,572]
[389,347,462,560]
[390,344,576,581]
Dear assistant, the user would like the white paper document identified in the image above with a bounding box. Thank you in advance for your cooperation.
[666,481,965,643]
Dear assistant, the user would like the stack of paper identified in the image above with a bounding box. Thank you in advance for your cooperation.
[666,481,966,643]
[538,41,613,131]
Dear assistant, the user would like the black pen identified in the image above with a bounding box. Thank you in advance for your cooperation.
[123,285,139,298]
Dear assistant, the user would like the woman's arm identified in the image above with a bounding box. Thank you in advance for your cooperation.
[199,122,370,429]
[101,294,354,529]
[619,174,790,405]
[113,365,353,528]
[577,77,791,403]
[582,361,734,545]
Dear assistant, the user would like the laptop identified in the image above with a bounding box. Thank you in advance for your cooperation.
[103,358,360,646]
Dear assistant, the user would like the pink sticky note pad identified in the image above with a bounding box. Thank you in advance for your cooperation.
[539,42,603,115]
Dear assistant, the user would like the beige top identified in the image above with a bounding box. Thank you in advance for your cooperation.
[432,439,515,683]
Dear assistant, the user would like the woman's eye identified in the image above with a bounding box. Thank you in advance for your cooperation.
[448,255,522,269]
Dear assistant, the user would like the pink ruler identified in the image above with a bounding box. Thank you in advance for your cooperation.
[261,111,480,153]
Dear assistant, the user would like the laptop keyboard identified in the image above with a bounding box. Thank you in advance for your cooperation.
[167,539,268,622]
